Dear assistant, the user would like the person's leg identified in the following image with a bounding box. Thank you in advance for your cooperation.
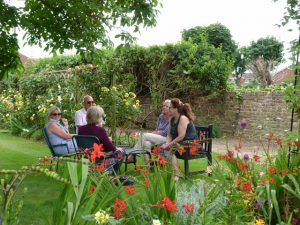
[172,155,180,181]
[143,133,166,147]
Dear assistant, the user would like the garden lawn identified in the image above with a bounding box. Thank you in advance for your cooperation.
[0,131,64,225]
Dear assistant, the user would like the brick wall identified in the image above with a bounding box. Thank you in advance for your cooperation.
[139,92,298,139]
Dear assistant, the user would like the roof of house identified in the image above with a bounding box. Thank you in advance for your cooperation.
[272,67,294,84]
[19,53,35,65]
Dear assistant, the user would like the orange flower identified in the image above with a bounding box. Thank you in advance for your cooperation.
[183,203,195,214]
[124,185,136,195]
[235,178,241,186]
[91,143,105,161]
[235,144,242,151]
[113,198,128,219]
[176,146,186,155]
[151,146,161,155]
[238,162,248,171]
[268,167,277,174]
[96,163,105,172]
[160,196,178,212]
[269,177,275,184]
[189,146,198,155]
[157,155,167,165]
[89,185,96,194]
[40,156,50,165]
[253,154,260,162]
[141,168,149,177]
[275,138,282,146]
[294,141,300,147]
[135,165,142,171]
[261,178,267,185]
[144,179,150,188]
[228,150,234,158]
[268,132,273,141]
[281,169,288,175]
[241,182,252,192]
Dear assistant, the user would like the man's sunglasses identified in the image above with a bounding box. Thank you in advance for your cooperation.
[86,101,94,104]
[51,113,61,116]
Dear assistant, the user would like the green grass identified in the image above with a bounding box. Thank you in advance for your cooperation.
[0,131,212,224]
[0,132,64,225]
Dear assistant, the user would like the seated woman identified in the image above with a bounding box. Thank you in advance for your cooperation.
[129,99,171,157]
[160,98,197,180]
[45,106,75,155]
[78,105,123,173]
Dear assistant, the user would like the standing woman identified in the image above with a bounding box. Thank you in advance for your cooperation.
[161,98,197,180]
[45,106,75,155]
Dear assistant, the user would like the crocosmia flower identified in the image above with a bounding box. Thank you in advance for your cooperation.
[183,203,195,214]
[160,196,178,212]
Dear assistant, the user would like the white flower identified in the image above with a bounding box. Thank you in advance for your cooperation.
[259,172,264,177]
[58,95,62,103]
[152,219,161,225]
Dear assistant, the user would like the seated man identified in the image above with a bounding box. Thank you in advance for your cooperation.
[75,95,94,133]
[126,99,171,159]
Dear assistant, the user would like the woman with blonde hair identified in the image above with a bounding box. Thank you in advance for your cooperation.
[45,106,75,155]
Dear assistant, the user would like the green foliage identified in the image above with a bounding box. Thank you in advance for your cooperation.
[0,1,22,80]
[284,83,300,119]
[182,23,237,59]
[99,86,141,139]
[172,40,233,95]
[244,37,284,65]
[1,0,161,78]
[25,55,82,74]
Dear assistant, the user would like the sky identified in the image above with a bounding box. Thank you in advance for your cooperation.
[18,0,299,69]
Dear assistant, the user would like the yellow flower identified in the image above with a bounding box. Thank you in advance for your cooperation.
[124,93,129,98]
[125,101,129,106]
[30,114,35,121]
[254,219,265,225]
[111,86,117,91]
[95,210,109,224]
[129,92,136,98]
[101,87,109,92]
[135,100,140,106]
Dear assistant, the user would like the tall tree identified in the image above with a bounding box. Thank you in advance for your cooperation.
[182,23,237,58]
[244,37,284,86]
[0,0,161,79]
[0,1,21,79]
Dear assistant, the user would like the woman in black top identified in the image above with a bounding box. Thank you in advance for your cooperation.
[161,98,197,180]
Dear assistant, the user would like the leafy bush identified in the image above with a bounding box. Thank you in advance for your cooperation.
[25,54,82,74]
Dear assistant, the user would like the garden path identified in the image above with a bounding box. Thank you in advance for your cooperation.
[213,136,278,156]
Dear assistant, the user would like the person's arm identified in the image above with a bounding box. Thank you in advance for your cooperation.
[48,123,73,139]
[162,116,188,148]
[74,111,83,129]
[160,123,172,149]
[98,128,116,152]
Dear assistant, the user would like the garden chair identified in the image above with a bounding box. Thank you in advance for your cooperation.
[72,135,101,152]
[72,135,128,175]
[175,124,213,177]
[42,127,78,170]
[123,149,152,172]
